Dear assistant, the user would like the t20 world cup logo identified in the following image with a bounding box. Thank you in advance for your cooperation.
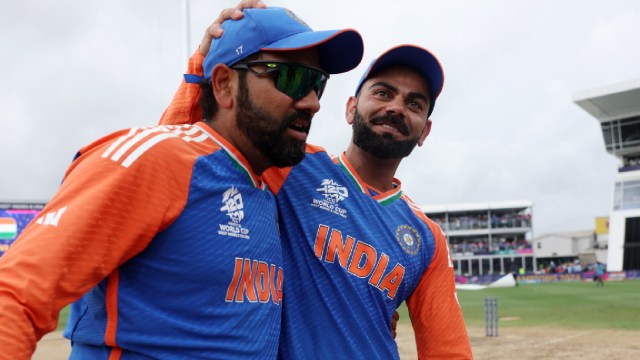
[220,186,244,224]
[316,179,348,203]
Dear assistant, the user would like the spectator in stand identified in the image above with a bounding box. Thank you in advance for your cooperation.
[574,261,583,273]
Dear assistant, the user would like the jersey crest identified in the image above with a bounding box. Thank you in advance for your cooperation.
[395,224,421,255]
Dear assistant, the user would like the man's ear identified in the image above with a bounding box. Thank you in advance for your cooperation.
[417,119,432,147]
[211,64,235,109]
[345,96,357,125]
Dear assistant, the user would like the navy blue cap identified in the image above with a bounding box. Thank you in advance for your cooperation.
[187,7,364,83]
[354,45,444,116]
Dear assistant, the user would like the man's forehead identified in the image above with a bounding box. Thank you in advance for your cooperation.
[364,65,431,96]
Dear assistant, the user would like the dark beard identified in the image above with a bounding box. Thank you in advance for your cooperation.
[235,81,310,168]
[351,110,420,159]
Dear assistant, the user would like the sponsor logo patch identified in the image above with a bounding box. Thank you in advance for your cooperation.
[35,206,67,227]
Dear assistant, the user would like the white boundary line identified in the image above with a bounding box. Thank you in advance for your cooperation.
[530,330,593,348]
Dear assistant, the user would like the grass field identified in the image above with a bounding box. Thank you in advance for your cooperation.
[59,280,640,331]
[393,280,640,359]
[397,280,640,330]
[46,280,640,360]
[57,306,69,331]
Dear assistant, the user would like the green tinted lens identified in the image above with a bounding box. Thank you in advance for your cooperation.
[274,64,327,100]
[234,61,328,101]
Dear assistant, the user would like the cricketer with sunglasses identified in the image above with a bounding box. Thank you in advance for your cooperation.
[160,4,472,359]
[0,7,364,360]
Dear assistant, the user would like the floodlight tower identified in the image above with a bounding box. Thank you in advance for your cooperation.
[574,78,640,271]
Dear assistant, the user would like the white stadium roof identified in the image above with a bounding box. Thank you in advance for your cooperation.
[573,78,640,122]
[420,200,533,214]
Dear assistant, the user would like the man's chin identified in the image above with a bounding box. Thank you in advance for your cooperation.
[266,143,307,168]
[356,141,417,159]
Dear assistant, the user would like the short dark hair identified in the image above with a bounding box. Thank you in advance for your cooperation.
[199,54,260,123]
[199,73,247,122]
[198,79,218,122]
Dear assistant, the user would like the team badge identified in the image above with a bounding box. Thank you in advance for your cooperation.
[395,225,421,255]
[310,179,348,218]
[218,186,251,239]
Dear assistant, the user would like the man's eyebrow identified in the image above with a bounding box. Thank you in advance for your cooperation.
[369,81,430,105]
[407,91,430,106]
[368,81,398,94]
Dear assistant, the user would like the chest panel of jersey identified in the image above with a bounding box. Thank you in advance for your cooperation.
[274,151,435,359]
[65,149,283,359]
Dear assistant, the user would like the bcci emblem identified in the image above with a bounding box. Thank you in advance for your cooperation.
[395,225,421,255]
[220,186,244,223]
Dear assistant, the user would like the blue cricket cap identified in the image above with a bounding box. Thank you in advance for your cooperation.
[187,7,364,83]
[354,45,444,116]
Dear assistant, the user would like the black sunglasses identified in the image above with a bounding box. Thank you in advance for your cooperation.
[232,61,329,100]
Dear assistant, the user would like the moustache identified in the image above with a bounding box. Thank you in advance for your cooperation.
[370,114,409,136]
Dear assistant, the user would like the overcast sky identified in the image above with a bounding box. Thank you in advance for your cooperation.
[1,0,638,236]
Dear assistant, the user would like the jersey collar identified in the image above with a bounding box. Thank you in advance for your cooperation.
[196,123,266,190]
[336,152,403,205]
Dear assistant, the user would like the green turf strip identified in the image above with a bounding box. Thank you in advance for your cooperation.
[397,280,640,330]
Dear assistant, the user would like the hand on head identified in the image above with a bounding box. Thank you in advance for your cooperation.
[199,0,267,55]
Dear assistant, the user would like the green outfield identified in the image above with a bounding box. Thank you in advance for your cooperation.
[58,306,69,330]
[398,280,640,330]
[58,280,640,332]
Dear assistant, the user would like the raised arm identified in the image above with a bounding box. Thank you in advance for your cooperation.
[159,0,266,125]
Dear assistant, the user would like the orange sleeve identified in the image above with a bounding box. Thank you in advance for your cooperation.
[159,50,205,125]
[0,131,192,359]
[406,219,473,359]
[263,166,293,195]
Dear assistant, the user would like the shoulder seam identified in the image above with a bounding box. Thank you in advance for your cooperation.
[101,125,215,168]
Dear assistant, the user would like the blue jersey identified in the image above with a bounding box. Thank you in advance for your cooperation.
[264,147,470,359]
[0,123,283,359]
[157,52,472,358]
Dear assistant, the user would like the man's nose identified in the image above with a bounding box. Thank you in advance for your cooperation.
[294,89,321,114]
